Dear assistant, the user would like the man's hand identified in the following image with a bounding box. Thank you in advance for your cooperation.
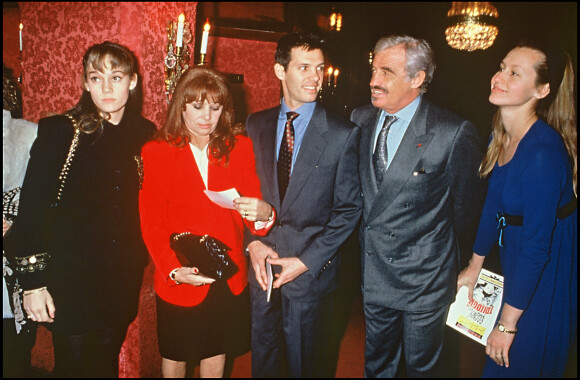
[267,257,308,288]
[248,241,278,291]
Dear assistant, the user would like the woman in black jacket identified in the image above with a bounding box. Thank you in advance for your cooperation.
[4,41,156,377]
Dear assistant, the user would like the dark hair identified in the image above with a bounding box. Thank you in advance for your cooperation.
[66,41,142,136]
[275,32,325,70]
[158,66,244,166]
[3,63,22,118]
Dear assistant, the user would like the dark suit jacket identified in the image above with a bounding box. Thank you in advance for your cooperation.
[351,98,485,312]
[245,103,362,301]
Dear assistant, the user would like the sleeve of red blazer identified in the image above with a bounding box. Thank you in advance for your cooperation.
[139,141,182,284]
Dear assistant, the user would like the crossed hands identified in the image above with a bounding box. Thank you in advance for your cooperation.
[247,241,308,291]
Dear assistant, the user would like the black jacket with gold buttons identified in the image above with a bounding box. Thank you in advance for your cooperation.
[4,112,156,334]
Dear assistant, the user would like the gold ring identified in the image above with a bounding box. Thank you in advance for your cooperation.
[243,211,248,218]
[496,354,502,357]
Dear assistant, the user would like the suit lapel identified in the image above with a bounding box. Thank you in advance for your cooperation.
[367,99,434,222]
[281,104,328,214]
[359,108,381,216]
[257,108,281,211]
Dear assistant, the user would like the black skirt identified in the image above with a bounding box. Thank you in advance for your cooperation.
[156,281,250,362]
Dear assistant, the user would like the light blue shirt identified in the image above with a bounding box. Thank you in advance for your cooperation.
[372,96,421,170]
[276,99,316,174]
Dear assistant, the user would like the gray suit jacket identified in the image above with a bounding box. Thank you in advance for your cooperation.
[246,103,362,301]
[351,98,485,311]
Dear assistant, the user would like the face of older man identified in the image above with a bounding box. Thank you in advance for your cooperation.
[369,44,423,114]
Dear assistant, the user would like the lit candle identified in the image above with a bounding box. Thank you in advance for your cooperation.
[176,13,185,47]
[327,66,333,86]
[19,23,23,51]
[200,19,210,55]
[333,68,339,87]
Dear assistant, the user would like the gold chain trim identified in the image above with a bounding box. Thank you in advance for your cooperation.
[14,253,51,274]
[134,155,144,190]
[13,115,79,275]
[56,114,82,203]
[172,232,207,244]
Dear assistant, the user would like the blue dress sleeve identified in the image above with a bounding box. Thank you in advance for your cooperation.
[505,145,565,310]
[472,186,500,257]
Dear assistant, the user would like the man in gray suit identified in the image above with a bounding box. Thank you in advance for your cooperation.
[351,35,486,377]
[245,33,362,377]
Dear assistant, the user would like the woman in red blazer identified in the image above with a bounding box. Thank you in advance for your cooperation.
[139,67,274,377]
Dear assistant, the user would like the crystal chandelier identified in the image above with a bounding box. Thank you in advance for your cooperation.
[445,2,499,52]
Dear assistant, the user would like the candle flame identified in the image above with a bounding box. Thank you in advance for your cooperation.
[333,69,339,76]
[204,19,210,32]
[327,66,333,75]
[19,23,23,30]
[178,13,185,23]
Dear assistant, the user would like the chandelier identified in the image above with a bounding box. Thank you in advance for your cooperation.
[445,2,499,52]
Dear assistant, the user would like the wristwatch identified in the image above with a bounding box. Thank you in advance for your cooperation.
[497,323,517,334]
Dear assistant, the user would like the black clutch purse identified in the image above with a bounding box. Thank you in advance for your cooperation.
[169,232,237,280]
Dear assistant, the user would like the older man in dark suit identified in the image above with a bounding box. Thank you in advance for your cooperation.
[245,32,362,378]
[351,35,486,377]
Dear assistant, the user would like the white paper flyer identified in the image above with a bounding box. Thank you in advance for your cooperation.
[203,188,240,209]
[446,268,504,345]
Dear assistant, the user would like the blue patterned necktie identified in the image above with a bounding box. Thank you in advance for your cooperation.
[372,115,398,184]
[278,112,299,202]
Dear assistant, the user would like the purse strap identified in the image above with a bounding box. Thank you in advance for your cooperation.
[52,114,81,206]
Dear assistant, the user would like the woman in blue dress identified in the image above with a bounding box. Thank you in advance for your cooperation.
[457,41,577,377]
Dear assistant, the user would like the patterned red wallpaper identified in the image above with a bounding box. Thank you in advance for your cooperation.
[10,3,280,129]
[211,36,280,117]
[18,2,199,129]
[3,7,22,82]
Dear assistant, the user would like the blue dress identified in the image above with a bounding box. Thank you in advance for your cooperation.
[472,120,577,377]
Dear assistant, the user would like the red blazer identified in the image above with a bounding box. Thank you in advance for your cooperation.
[139,136,269,306]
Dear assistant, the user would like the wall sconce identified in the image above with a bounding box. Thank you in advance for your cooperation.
[445,2,499,52]
[198,19,210,65]
[324,66,340,89]
[326,66,334,87]
[330,11,342,31]
[165,13,192,103]
[19,22,23,52]
[18,22,23,83]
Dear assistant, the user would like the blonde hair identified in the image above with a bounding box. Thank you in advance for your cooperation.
[480,43,577,195]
